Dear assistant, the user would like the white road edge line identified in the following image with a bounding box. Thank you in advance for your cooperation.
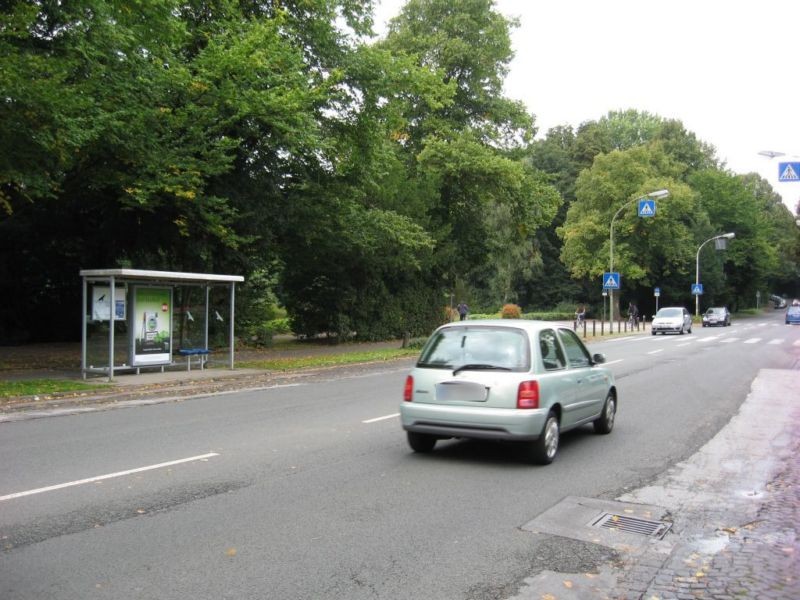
[647,349,664,355]
[363,413,400,424]
[603,359,624,366]
[0,452,220,502]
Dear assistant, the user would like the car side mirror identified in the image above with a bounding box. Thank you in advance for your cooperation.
[592,353,606,364]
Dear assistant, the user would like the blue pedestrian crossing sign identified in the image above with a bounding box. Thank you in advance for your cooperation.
[778,162,800,182]
[603,272,621,290]
[691,283,704,295]
[638,199,656,217]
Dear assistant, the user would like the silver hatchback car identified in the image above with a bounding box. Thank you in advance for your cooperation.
[400,320,617,465]
[651,307,693,335]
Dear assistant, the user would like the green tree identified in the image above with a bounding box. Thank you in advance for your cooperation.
[379,0,560,310]
[559,145,698,318]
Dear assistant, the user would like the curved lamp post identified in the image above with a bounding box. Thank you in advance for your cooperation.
[608,189,670,326]
[695,232,735,316]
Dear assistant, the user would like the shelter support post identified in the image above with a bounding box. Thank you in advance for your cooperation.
[81,278,88,379]
[107,276,115,381]
[229,283,235,369]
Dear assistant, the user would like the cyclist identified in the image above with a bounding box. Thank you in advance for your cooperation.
[627,302,639,328]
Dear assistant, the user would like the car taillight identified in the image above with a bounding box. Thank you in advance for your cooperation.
[517,380,539,409]
[403,375,414,402]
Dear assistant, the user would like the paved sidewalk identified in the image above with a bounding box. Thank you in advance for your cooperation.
[612,369,799,599]
[513,368,799,599]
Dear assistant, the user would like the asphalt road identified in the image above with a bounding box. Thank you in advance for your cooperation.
[1,310,798,599]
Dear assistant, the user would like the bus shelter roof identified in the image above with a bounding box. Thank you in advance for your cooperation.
[80,268,244,285]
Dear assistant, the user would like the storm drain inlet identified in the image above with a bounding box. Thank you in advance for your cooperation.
[591,513,671,539]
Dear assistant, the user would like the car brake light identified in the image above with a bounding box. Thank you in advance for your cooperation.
[403,375,414,402]
[517,380,539,409]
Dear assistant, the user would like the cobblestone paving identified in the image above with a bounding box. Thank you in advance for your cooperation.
[614,439,799,600]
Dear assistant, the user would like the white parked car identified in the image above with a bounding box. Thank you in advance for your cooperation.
[400,320,617,465]
[651,307,692,335]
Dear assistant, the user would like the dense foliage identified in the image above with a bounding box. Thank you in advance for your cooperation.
[1,1,798,343]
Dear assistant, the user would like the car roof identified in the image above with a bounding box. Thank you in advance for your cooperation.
[436,319,567,334]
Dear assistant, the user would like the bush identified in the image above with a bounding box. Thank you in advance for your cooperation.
[501,303,522,319]
[521,311,574,321]
[245,317,293,347]
[443,306,459,322]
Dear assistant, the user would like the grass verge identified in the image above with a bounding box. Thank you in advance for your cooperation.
[238,348,419,371]
[0,379,110,399]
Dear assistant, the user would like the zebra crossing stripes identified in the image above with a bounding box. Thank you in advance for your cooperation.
[743,338,762,344]
[767,339,784,345]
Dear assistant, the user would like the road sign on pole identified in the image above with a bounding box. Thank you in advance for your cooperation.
[638,199,656,217]
[778,162,800,182]
[602,272,621,290]
[691,283,704,295]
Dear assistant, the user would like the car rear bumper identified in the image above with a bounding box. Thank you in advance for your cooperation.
[652,325,683,333]
[400,402,547,441]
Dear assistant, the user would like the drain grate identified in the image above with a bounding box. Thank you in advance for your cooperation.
[591,513,671,539]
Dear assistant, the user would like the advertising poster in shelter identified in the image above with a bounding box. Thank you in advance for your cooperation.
[132,287,172,365]
[91,286,127,321]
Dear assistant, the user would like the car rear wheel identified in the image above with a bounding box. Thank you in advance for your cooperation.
[526,412,559,465]
[593,392,616,434]
[407,431,436,453]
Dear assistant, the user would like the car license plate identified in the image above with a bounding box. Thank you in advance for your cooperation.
[436,381,489,402]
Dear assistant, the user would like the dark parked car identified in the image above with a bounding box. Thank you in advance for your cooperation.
[786,306,800,325]
[771,295,787,309]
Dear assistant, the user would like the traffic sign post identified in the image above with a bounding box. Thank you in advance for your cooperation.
[638,199,656,217]
[692,283,703,295]
[654,287,661,312]
[602,272,621,290]
[778,162,800,182]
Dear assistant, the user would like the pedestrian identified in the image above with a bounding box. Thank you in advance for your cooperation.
[575,304,586,325]
[457,301,469,321]
[627,301,639,326]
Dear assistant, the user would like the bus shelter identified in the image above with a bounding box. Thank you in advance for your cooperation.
[80,269,244,380]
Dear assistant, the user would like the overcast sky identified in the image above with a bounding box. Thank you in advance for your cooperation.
[373,0,800,213]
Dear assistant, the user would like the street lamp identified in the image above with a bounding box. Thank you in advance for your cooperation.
[695,232,735,317]
[608,189,669,327]
[758,150,786,159]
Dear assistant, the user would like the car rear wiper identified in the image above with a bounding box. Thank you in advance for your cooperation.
[452,363,512,375]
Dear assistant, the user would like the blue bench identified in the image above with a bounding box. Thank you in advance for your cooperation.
[178,348,210,371]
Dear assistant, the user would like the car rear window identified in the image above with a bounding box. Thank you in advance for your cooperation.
[417,326,530,371]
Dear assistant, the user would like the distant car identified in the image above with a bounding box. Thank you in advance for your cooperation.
[786,306,800,325]
[651,307,692,335]
[702,307,730,327]
[400,320,617,465]
[771,295,787,309]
